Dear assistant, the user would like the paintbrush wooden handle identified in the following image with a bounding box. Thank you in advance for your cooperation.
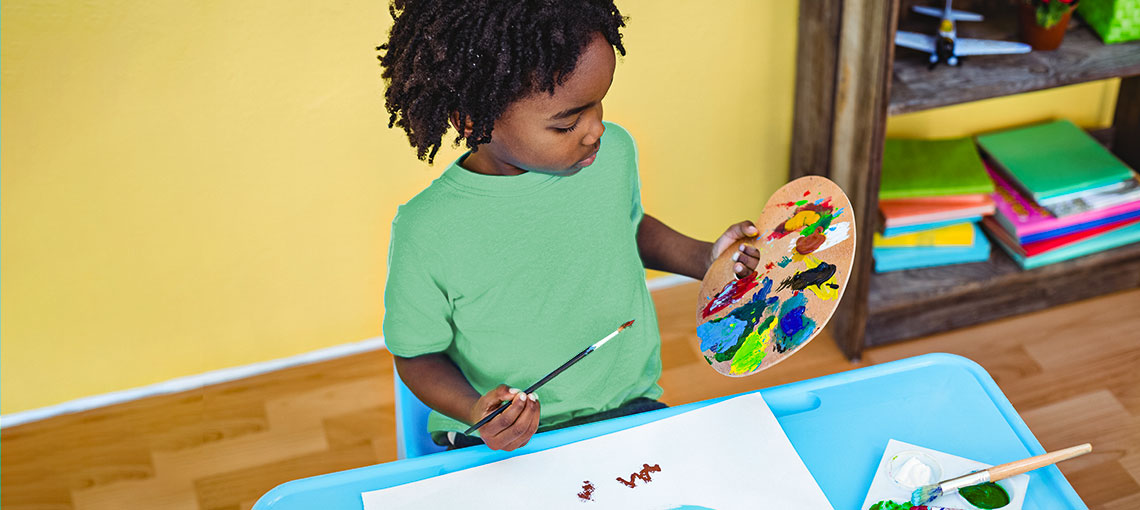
[988,443,1091,481]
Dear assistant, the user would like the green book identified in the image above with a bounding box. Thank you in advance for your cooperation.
[976,119,1134,202]
[880,137,994,200]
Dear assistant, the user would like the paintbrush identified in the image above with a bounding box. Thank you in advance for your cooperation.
[911,443,1092,506]
[462,320,635,435]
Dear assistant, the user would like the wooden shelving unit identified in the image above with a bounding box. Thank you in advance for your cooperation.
[789,0,1140,359]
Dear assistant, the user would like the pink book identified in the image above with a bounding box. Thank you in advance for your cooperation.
[989,164,1140,243]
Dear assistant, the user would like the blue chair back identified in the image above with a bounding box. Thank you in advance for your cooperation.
[393,364,448,458]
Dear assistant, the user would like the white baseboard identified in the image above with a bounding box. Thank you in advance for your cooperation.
[646,273,695,291]
[0,275,695,429]
[0,336,389,429]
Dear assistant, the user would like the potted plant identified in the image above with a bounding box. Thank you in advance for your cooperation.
[1020,0,1080,50]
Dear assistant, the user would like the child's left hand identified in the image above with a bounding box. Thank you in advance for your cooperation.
[710,221,761,279]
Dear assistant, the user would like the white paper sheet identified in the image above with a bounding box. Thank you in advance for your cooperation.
[362,393,832,509]
[860,439,1028,510]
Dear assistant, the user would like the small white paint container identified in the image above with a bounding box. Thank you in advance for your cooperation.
[888,450,942,490]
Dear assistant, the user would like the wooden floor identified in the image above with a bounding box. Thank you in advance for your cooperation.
[3,283,1139,510]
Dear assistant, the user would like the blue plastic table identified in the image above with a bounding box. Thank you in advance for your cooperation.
[253,353,1086,509]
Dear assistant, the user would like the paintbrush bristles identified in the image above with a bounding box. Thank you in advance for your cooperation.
[910,485,943,506]
[593,320,635,350]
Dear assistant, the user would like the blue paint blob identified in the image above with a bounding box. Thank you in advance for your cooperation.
[780,305,807,336]
[777,256,793,268]
[773,292,817,353]
[697,316,747,353]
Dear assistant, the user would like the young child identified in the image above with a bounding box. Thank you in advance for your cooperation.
[379,0,761,451]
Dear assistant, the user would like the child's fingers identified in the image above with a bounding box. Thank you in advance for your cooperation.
[473,385,514,419]
[490,394,534,451]
[724,220,760,240]
[739,243,761,261]
[731,243,761,278]
[503,395,541,451]
[488,391,529,435]
[711,221,761,261]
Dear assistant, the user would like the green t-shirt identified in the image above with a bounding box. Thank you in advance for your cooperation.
[383,122,663,437]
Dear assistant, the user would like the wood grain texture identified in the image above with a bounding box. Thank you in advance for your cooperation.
[790,0,1140,357]
[824,0,900,360]
[695,176,855,376]
[866,241,1140,347]
[890,4,1140,115]
[3,283,1137,509]
[1113,76,1140,171]
[789,0,842,181]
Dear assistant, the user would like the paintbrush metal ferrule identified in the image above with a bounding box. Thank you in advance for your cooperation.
[940,470,992,492]
[591,319,635,351]
[911,471,991,506]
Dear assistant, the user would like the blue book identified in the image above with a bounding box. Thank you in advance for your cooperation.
[1020,208,1140,244]
[874,223,991,272]
[995,221,1140,270]
[881,216,982,238]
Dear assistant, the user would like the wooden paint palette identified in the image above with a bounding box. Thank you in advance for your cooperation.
[695,175,856,377]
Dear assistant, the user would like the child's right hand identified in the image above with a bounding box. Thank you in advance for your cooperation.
[469,385,540,451]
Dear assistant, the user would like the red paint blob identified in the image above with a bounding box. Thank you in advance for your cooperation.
[765,262,775,271]
[700,275,760,318]
[803,190,811,197]
[577,481,595,501]
[616,463,662,488]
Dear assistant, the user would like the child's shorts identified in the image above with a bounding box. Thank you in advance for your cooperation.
[435,397,668,450]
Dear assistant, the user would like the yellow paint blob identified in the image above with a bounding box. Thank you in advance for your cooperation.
[729,315,779,375]
[803,256,840,301]
[783,210,821,232]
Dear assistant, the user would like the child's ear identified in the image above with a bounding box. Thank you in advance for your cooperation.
[449,112,475,138]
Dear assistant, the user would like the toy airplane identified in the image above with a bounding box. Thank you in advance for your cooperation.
[895,0,1031,68]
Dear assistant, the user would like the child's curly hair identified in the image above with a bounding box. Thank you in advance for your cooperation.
[377,0,627,163]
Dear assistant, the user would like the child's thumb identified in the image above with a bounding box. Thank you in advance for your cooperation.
[492,384,521,400]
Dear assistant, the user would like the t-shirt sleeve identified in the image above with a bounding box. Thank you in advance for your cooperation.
[382,214,454,357]
[626,128,644,227]
[631,167,644,228]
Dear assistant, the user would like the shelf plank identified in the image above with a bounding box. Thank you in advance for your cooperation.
[865,240,1140,347]
[890,6,1140,115]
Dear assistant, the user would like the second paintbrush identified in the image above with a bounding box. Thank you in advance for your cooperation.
[462,319,635,435]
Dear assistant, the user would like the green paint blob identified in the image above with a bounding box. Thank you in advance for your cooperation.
[795,199,808,206]
[959,482,1010,509]
[800,209,836,236]
[728,315,776,374]
[868,501,911,510]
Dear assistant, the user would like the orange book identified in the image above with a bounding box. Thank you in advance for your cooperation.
[879,195,995,227]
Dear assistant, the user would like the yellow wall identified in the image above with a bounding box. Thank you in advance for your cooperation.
[0,1,798,414]
[1,0,1120,416]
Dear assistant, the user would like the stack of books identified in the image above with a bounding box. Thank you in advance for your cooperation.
[873,137,995,272]
[977,119,1140,270]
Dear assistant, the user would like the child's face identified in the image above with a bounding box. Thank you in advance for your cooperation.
[461,32,616,177]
